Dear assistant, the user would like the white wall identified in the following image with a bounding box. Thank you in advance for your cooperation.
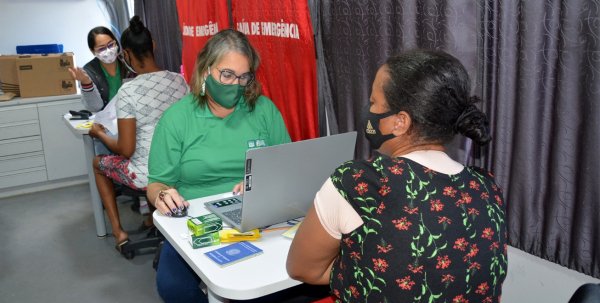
[503,246,600,302]
[0,0,110,67]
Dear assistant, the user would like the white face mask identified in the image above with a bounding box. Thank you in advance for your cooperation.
[95,45,119,64]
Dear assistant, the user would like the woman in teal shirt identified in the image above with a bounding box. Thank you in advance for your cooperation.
[147,29,290,303]
[69,26,133,112]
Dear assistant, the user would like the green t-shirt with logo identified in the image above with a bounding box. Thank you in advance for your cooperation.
[148,93,291,200]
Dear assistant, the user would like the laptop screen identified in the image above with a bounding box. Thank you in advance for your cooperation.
[206,131,357,232]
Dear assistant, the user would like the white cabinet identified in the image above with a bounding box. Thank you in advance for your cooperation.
[38,99,87,180]
[0,95,87,190]
[0,104,46,188]
[0,105,40,140]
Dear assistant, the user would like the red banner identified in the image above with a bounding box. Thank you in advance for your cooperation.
[231,0,318,141]
[175,0,318,141]
[175,0,229,82]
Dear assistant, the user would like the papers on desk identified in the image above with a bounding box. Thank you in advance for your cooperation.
[282,221,302,239]
[93,97,118,134]
[75,121,93,130]
[205,241,263,267]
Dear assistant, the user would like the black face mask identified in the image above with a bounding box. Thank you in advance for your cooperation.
[361,103,396,149]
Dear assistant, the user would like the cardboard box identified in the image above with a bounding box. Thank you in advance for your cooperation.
[186,214,223,249]
[187,213,223,237]
[0,55,20,96]
[189,232,221,249]
[16,53,76,98]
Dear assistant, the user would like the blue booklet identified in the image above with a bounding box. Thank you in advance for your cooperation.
[204,241,263,267]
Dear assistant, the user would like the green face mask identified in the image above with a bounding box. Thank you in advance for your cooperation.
[205,74,244,109]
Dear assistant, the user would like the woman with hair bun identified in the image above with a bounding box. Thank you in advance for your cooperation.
[89,16,189,252]
[288,50,508,303]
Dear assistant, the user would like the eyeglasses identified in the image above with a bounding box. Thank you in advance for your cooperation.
[94,40,118,53]
[211,66,254,87]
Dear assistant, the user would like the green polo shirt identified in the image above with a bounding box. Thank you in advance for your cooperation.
[148,94,291,200]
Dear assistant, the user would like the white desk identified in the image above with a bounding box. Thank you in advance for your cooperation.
[153,193,302,302]
[63,114,107,237]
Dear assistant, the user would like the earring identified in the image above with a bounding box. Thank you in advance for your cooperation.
[200,79,206,96]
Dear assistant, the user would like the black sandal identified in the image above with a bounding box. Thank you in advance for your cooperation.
[115,238,130,253]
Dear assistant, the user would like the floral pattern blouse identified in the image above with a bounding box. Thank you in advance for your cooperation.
[329,155,507,303]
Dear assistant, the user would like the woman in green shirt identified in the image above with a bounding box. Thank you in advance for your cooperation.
[69,26,133,112]
[69,26,135,155]
[147,29,291,303]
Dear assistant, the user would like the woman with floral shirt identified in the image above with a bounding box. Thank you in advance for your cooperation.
[288,50,507,303]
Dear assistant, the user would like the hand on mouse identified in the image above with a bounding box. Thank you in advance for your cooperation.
[155,187,190,217]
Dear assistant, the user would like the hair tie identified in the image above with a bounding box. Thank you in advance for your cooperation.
[453,104,479,133]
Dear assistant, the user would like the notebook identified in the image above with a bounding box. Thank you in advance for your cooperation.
[204,131,357,232]
[204,241,263,267]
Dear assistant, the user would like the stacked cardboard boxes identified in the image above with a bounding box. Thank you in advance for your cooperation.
[187,213,223,249]
[0,55,20,96]
[0,53,76,98]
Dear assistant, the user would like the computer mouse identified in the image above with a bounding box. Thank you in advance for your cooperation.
[172,206,188,218]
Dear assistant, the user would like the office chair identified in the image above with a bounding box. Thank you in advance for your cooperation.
[117,186,164,260]
[117,184,142,213]
[569,283,600,303]
[313,296,335,303]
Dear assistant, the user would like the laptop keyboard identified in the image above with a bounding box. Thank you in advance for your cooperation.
[223,208,243,225]
[210,197,242,208]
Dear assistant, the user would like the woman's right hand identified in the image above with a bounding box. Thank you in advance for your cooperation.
[155,187,190,217]
[68,67,93,85]
[88,123,106,138]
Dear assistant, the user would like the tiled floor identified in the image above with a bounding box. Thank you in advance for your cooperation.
[0,184,330,303]
[0,184,161,303]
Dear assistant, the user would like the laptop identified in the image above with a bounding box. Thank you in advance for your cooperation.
[204,131,357,232]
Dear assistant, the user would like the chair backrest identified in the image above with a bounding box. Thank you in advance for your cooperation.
[117,185,148,215]
[313,296,335,303]
[120,186,147,198]
[569,283,600,303]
